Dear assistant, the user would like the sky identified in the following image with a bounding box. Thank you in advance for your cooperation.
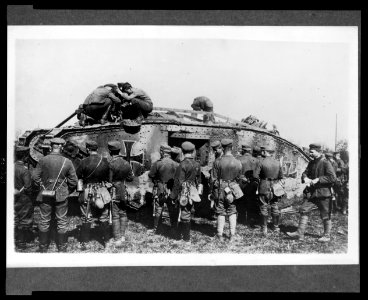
[9,26,358,149]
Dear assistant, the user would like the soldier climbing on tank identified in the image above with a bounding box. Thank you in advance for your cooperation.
[77,84,122,126]
[191,96,215,124]
[117,82,153,124]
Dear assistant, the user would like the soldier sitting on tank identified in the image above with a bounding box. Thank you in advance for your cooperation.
[190,96,215,123]
[77,84,122,126]
[116,82,153,124]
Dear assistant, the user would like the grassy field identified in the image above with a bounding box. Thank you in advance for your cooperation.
[15,198,348,254]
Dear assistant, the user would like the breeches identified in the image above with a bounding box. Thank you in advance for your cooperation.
[258,194,280,217]
[215,198,237,216]
[80,202,109,224]
[84,99,112,120]
[111,201,127,220]
[14,195,34,229]
[38,199,68,233]
[179,203,193,223]
[299,197,332,220]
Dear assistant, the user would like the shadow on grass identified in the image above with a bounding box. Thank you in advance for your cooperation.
[190,220,217,237]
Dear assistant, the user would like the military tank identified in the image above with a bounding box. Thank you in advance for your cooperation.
[17,107,310,211]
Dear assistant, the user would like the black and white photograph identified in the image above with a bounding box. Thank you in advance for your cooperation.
[7,22,359,275]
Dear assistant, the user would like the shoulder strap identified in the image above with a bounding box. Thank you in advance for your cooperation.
[85,156,103,179]
[51,158,66,191]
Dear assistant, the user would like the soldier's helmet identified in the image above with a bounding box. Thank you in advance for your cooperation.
[181,141,195,152]
[160,144,172,153]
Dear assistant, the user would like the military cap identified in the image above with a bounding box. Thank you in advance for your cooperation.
[171,146,181,154]
[117,82,132,92]
[325,152,333,158]
[107,141,121,151]
[50,137,66,145]
[160,144,172,153]
[181,141,195,151]
[309,143,322,150]
[241,144,252,151]
[15,145,29,154]
[221,138,233,147]
[62,141,79,157]
[210,140,221,149]
[263,145,275,152]
[86,140,98,150]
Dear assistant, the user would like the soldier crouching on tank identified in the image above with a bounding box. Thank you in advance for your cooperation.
[167,142,202,244]
[77,84,122,126]
[76,140,112,251]
[148,144,179,237]
[32,138,78,252]
[191,96,215,124]
[286,143,337,242]
[107,141,134,247]
[211,139,243,242]
[117,82,153,123]
[14,146,35,250]
[257,145,285,235]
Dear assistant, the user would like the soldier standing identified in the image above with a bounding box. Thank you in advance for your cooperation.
[148,144,179,237]
[211,139,243,242]
[107,141,134,247]
[32,138,78,252]
[286,143,337,242]
[76,140,111,250]
[333,151,348,214]
[325,152,339,213]
[170,146,182,163]
[169,141,202,244]
[237,144,260,226]
[257,145,284,235]
[14,146,34,250]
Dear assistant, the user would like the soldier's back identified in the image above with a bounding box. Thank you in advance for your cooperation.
[260,156,281,179]
[78,154,109,182]
[109,155,133,181]
[156,157,179,183]
[216,155,242,181]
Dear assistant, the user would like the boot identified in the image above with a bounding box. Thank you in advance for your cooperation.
[172,222,183,243]
[16,229,26,250]
[57,232,68,252]
[112,219,122,246]
[80,223,91,251]
[115,217,128,247]
[286,215,308,240]
[318,219,332,243]
[272,214,280,232]
[38,231,50,253]
[182,222,191,243]
[217,215,225,240]
[261,215,268,235]
[101,222,111,248]
[100,105,112,125]
[229,214,239,241]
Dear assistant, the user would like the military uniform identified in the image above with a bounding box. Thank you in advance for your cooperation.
[14,146,34,250]
[76,140,111,249]
[191,96,215,123]
[237,145,260,225]
[32,138,78,252]
[333,153,348,214]
[212,139,243,240]
[108,141,134,246]
[148,144,179,234]
[169,142,201,242]
[286,143,337,242]
[257,146,284,234]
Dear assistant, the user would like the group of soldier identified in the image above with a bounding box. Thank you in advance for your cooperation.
[14,134,349,252]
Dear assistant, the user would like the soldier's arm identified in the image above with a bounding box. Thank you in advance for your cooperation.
[108,92,122,104]
[31,161,43,186]
[125,162,134,182]
[319,160,337,184]
[66,161,78,190]
[22,169,33,194]
[169,164,183,200]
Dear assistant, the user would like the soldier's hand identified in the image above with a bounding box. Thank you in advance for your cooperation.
[311,178,319,185]
[304,177,312,184]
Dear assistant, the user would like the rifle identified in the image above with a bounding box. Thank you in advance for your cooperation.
[86,184,93,220]
[109,186,117,225]
[152,184,158,217]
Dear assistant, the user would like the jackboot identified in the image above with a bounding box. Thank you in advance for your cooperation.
[80,223,91,251]
[16,229,26,250]
[272,214,280,232]
[286,215,308,240]
[38,231,50,253]
[261,215,268,235]
[112,219,121,244]
[100,105,112,125]
[182,222,191,243]
[318,219,332,243]
[101,222,111,248]
[57,232,68,252]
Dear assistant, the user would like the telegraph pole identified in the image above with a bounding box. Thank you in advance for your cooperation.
[335,113,338,151]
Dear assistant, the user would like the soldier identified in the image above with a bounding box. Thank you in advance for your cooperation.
[211,139,243,242]
[168,141,202,244]
[325,152,339,213]
[32,138,78,252]
[107,141,134,247]
[333,151,348,214]
[148,144,179,237]
[257,145,284,235]
[286,143,337,242]
[62,140,82,170]
[237,144,260,226]
[78,85,122,126]
[170,146,182,163]
[117,82,153,122]
[191,96,215,123]
[76,140,111,250]
[14,146,34,250]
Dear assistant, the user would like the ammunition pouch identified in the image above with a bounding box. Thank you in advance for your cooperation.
[82,183,112,208]
[272,181,285,197]
[179,181,201,207]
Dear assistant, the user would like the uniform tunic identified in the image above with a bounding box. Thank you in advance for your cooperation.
[300,156,337,219]
[32,152,78,233]
[170,157,201,222]
[122,87,153,119]
[14,161,34,229]
[77,153,110,223]
[212,154,242,216]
